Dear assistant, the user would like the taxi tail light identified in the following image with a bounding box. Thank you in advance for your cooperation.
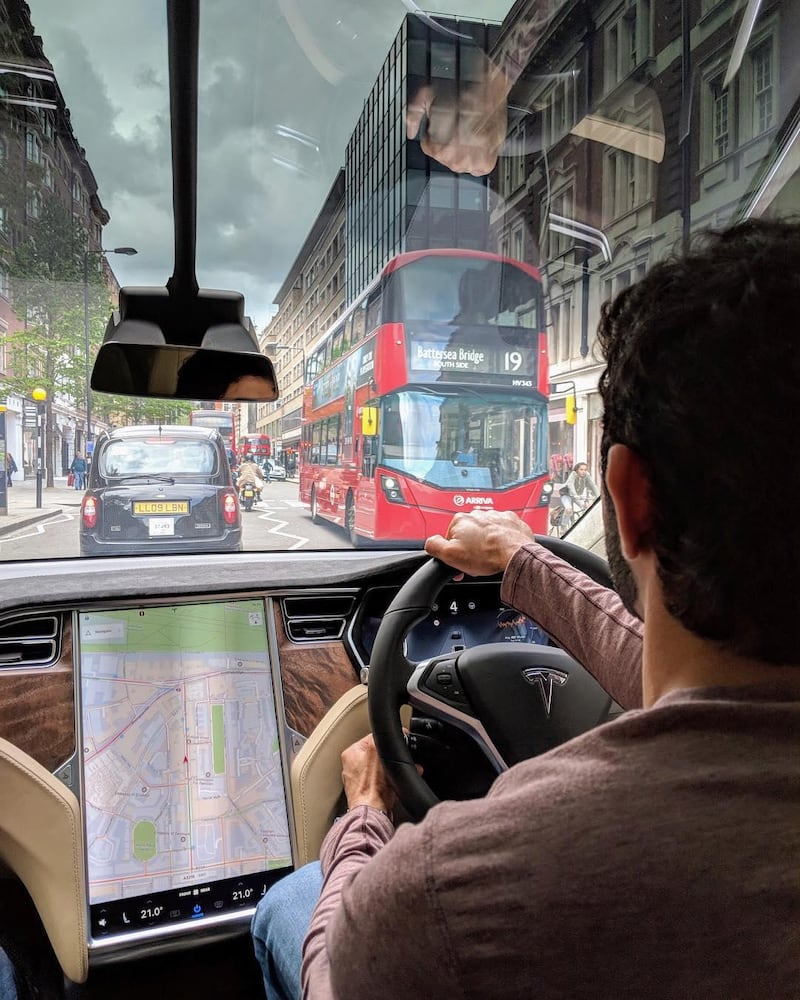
[82,495,98,529]
[222,490,239,524]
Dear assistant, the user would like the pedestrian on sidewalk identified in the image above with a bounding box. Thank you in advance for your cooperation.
[5,453,17,487]
[70,453,87,490]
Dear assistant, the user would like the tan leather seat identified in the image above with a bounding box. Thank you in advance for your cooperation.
[0,737,88,983]
[290,684,410,865]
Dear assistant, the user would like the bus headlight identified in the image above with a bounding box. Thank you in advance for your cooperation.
[380,475,405,503]
[538,480,554,506]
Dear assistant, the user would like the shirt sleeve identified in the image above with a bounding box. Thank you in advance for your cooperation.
[501,542,643,709]
[302,806,463,1000]
[302,805,394,998]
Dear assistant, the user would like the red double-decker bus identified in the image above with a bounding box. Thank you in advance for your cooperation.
[240,434,272,460]
[189,408,237,465]
[299,249,552,547]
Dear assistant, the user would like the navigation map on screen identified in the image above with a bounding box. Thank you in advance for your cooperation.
[79,600,292,917]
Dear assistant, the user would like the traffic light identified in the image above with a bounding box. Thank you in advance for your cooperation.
[565,393,577,425]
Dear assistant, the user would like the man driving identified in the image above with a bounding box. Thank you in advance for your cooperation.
[252,220,800,999]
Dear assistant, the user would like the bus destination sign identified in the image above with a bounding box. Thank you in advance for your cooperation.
[409,338,538,385]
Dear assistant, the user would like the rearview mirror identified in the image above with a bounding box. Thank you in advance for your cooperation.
[91,286,278,402]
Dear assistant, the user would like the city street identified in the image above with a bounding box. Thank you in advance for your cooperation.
[0,478,351,559]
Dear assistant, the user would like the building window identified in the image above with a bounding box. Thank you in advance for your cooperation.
[72,175,82,202]
[25,130,41,165]
[549,297,572,363]
[40,111,54,141]
[26,187,42,220]
[604,0,650,91]
[710,76,730,160]
[603,149,648,221]
[544,185,575,261]
[0,266,8,300]
[0,138,6,166]
[542,65,577,148]
[43,157,54,189]
[751,39,774,136]
[0,206,6,234]
[513,227,524,263]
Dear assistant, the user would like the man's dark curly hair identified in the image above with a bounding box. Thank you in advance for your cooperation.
[597,218,800,664]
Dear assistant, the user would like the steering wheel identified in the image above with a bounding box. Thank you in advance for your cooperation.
[368,535,615,821]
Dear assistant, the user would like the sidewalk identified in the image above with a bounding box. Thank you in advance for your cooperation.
[0,475,83,537]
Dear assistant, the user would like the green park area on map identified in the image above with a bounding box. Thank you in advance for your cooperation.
[132,820,157,862]
[83,600,268,655]
[212,703,226,774]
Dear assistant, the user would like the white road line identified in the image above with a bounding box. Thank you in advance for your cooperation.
[0,511,74,545]
[255,509,309,550]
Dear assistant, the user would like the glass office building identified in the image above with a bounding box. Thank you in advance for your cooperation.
[345,15,500,301]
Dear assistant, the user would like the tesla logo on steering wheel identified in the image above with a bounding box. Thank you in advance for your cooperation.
[521,667,569,717]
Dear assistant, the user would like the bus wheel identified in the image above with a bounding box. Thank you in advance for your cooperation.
[345,494,363,548]
[310,486,321,524]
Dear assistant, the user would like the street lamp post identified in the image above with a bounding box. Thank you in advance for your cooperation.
[32,387,46,509]
[83,246,137,450]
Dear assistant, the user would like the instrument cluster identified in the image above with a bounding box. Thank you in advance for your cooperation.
[353,580,550,665]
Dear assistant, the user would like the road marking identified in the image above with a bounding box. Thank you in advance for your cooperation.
[253,498,307,510]
[256,509,309,550]
[0,511,74,545]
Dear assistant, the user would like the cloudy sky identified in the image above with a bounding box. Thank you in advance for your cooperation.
[29,0,512,329]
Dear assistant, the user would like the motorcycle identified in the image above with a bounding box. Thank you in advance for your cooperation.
[239,484,260,511]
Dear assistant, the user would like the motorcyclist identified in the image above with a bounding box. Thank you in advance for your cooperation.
[237,457,265,500]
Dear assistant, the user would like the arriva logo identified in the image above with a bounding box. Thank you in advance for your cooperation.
[453,495,494,506]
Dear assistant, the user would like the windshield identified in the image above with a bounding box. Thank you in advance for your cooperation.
[391,255,542,327]
[1,0,799,558]
[381,390,547,489]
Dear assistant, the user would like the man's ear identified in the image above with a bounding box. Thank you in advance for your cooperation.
[605,444,653,561]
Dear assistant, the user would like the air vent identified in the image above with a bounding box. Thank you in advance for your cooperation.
[0,614,61,668]
[282,594,356,644]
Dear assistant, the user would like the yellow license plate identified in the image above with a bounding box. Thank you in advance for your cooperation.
[133,500,190,516]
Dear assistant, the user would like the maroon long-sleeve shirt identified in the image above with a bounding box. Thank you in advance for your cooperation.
[302,544,800,998]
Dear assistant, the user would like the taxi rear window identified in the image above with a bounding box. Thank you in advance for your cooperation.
[99,440,218,477]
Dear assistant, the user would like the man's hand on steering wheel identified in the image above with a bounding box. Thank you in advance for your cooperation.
[425,509,536,579]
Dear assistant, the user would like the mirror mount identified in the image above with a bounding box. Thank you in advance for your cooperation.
[90,0,278,404]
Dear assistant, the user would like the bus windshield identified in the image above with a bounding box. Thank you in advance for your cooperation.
[390,255,542,329]
[380,390,548,490]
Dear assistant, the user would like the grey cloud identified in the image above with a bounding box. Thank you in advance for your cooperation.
[28,0,511,326]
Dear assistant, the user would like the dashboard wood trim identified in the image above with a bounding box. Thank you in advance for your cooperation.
[0,615,75,773]
[273,604,360,737]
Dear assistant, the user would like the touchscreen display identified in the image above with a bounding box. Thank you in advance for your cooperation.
[78,599,293,941]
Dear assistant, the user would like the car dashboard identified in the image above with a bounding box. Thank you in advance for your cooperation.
[0,548,549,991]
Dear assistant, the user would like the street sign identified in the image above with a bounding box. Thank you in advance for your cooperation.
[23,404,37,429]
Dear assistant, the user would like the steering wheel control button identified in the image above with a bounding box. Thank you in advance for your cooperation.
[421,660,469,709]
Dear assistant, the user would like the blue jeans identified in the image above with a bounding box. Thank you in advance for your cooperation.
[0,946,18,999]
[251,862,323,1000]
